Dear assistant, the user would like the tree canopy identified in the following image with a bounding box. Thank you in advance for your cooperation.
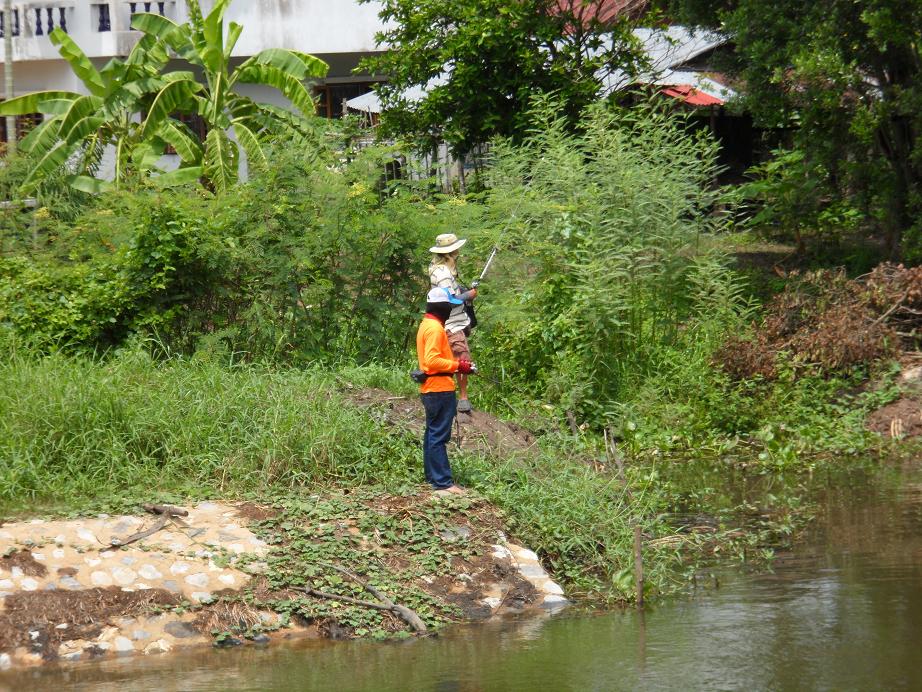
[668,0,922,259]
[0,0,327,194]
[360,0,648,156]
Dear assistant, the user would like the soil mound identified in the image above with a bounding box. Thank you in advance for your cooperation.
[868,395,922,438]
[719,263,922,380]
[347,387,536,454]
[867,360,922,439]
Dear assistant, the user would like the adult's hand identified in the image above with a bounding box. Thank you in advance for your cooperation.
[457,359,474,374]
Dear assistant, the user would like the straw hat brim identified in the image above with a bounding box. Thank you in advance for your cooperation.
[429,238,467,253]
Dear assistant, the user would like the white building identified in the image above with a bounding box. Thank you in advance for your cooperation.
[0,0,387,142]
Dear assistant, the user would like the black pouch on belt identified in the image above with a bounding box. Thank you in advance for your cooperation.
[410,369,454,384]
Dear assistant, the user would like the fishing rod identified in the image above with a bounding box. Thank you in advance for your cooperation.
[468,189,530,288]
[471,246,497,288]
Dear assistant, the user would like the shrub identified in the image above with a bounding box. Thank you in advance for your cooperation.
[0,140,475,363]
[469,98,749,427]
[716,265,920,380]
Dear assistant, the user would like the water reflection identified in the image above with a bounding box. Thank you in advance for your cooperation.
[4,462,922,692]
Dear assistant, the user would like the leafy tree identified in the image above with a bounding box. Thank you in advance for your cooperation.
[360,0,648,156]
[0,29,175,192]
[668,0,922,259]
[0,0,328,194]
[132,0,328,193]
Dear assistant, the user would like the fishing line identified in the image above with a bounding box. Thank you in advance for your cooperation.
[463,169,537,287]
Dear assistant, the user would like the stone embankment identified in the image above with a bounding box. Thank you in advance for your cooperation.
[0,499,566,670]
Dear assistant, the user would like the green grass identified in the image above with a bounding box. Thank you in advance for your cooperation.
[0,342,893,602]
[0,346,421,500]
[0,343,661,597]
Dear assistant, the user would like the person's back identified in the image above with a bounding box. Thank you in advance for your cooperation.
[416,315,457,395]
[427,233,477,413]
[429,260,471,335]
[415,287,473,496]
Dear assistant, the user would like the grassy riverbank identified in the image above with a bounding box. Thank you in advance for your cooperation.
[0,340,900,602]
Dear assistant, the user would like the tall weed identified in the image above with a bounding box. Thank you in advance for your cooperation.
[468,98,750,428]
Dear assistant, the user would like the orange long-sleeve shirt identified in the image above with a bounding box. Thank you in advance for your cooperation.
[416,315,459,394]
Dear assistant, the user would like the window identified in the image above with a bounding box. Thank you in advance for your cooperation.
[0,113,43,150]
[95,4,111,32]
[314,82,380,119]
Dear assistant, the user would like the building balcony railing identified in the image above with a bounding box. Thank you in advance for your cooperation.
[0,4,74,39]
[0,1,175,39]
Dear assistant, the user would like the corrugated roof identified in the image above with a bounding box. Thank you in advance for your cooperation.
[651,70,734,104]
[661,84,724,106]
[347,26,735,115]
[553,0,647,27]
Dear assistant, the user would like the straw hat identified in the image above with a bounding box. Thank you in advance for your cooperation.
[429,233,467,254]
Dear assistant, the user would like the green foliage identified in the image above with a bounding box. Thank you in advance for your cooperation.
[0,344,420,501]
[0,192,209,349]
[470,98,747,426]
[132,0,328,192]
[0,0,328,193]
[736,148,863,255]
[0,136,472,362]
[253,491,467,636]
[668,0,922,259]
[360,0,649,154]
[0,30,173,190]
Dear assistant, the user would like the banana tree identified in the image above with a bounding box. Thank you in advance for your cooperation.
[0,28,193,192]
[131,0,328,193]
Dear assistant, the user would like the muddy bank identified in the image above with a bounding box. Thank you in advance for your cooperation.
[867,361,922,439]
[345,386,538,454]
[0,493,566,670]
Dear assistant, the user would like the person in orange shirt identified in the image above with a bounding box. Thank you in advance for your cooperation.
[416,287,475,495]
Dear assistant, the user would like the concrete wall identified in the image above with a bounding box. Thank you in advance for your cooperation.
[223,0,386,56]
[0,1,386,63]
[0,58,79,95]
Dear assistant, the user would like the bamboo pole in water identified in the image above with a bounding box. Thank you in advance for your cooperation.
[634,524,644,607]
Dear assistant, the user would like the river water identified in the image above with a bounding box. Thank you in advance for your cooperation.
[6,461,922,691]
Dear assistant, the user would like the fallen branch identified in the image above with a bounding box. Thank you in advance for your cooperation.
[327,564,428,633]
[290,585,391,611]
[142,503,189,517]
[109,515,168,548]
[873,287,912,326]
[291,564,428,634]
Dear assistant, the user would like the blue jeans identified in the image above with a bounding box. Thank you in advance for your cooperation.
[421,391,457,489]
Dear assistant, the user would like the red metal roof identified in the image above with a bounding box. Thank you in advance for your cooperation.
[552,0,648,28]
[661,84,724,106]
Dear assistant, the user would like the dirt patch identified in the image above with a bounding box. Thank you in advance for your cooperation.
[868,396,922,438]
[0,549,48,578]
[346,387,535,453]
[234,502,279,521]
[425,552,539,621]
[0,587,178,657]
[190,600,265,636]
